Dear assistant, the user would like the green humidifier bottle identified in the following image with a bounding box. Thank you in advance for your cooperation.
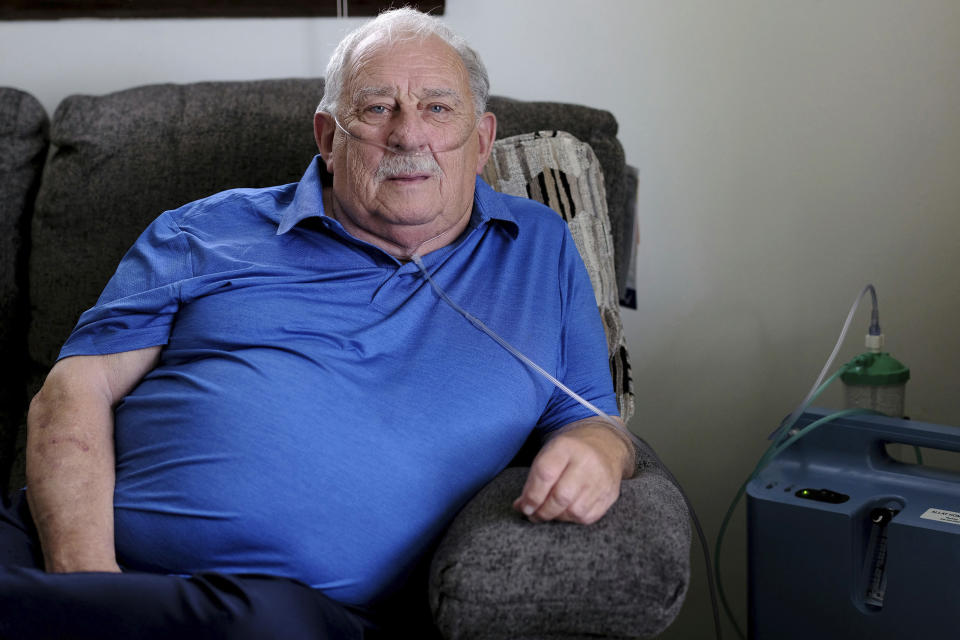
[841,332,910,418]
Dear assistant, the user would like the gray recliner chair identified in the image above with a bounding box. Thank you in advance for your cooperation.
[0,80,690,639]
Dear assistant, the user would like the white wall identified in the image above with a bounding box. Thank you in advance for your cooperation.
[3,2,960,637]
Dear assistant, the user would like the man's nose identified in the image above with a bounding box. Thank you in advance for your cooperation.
[385,108,430,154]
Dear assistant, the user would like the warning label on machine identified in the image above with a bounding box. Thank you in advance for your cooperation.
[920,508,960,525]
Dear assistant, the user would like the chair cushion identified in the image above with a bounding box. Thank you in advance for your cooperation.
[428,467,690,640]
[482,131,633,421]
[0,87,48,495]
[29,79,326,376]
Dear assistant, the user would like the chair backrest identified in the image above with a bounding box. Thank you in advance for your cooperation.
[0,87,48,494]
[5,78,635,491]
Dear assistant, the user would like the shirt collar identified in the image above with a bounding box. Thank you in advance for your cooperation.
[275,156,327,236]
[276,155,519,240]
[470,175,520,239]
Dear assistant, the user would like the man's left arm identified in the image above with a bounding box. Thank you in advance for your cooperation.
[513,417,635,524]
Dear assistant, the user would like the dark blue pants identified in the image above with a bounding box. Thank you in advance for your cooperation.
[0,491,389,639]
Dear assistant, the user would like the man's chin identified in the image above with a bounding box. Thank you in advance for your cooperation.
[377,176,437,195]
[374,191,445,223]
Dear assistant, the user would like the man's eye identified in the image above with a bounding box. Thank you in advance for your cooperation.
[428,104,449,114]
[367,105,389,115]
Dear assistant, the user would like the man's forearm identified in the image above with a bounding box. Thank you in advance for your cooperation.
[26,372,120,573]
[25,349,160,572]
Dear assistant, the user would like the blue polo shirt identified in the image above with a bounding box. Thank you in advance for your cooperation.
[59,156,619,606]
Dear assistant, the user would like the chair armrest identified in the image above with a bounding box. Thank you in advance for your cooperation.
[429,466,690,639]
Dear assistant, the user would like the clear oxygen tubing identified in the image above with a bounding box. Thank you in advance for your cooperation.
[767,284,880,446]
[410,253,725,640]
[716,283,884,639]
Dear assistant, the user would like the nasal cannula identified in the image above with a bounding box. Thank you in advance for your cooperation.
[333,113,479,157]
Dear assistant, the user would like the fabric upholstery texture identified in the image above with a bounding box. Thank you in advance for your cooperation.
[429,467,690,640]
[0,87,48,495]
[29,79,327,373]
[482,131,634,421]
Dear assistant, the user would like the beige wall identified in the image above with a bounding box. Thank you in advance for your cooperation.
[3,1,959,637]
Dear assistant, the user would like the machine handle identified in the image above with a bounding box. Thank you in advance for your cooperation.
[795,408,960,458]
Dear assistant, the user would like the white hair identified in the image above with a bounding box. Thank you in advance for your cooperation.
[316,7,489,118]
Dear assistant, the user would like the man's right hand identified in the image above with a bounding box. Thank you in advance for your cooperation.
[25,347,161,573]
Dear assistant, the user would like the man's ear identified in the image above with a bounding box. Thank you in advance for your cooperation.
[473,112,497,175]
[314,112,336,174]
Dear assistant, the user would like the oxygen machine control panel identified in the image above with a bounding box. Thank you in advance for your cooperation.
[795,487,849,503]
[747,409,960,640]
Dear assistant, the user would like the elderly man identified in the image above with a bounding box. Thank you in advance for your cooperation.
[0,7,633,639]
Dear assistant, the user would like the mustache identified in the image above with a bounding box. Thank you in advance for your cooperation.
[374,154,443,181]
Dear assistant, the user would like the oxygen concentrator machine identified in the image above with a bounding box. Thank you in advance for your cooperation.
[746,408,960,639]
